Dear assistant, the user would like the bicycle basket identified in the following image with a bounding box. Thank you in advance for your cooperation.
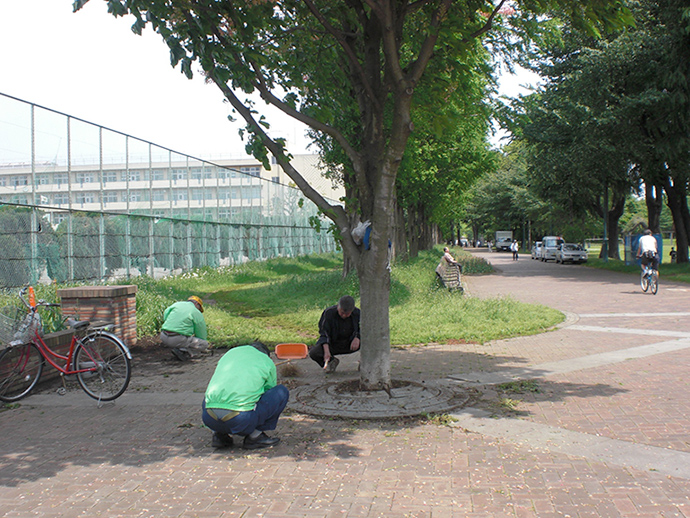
[0,306,24,348]
[0,311,43,348]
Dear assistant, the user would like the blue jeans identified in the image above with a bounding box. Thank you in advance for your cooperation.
[202,385,289,436]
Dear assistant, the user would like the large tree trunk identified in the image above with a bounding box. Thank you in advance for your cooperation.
[606,192,626,260]
[358,264,391,391]
[392,202,408,262]
[645,182,663,234]
[406,203,422,259]
[593,184,627,260]
[355,160,397,391]
[664,175,690,264]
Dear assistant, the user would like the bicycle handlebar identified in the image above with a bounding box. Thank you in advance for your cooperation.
[18,286,62,310]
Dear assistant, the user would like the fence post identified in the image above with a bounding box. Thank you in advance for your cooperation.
[169,219,174,271]
[126,216,132,278]
[99,213,106,280]
[30,207,39,284]
[148,217,155,277]
[67,211,74,281]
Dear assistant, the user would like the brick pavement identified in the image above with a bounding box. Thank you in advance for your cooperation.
[1,250,689,517]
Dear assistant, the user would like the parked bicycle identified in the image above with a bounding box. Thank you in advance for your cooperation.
[0,286,132,403]
[640,265,659,295]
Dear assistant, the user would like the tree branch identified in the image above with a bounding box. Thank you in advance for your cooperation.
[210,73,347,226]
[407,0,453,85]
[466,0,508,41]
[302,0,381,112]
[245,59,364,174]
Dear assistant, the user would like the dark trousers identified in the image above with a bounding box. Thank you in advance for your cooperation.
[309,342,358,367]
[202,385,289,436]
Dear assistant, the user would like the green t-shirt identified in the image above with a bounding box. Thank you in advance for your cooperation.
[162,301,207,340]
[204,345,277,412]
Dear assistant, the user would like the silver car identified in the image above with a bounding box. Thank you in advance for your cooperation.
[556,243,588,264]
[541,236,564,262]
[531,241,542,259]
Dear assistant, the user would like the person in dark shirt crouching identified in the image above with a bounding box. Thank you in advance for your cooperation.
[309,295,360,373]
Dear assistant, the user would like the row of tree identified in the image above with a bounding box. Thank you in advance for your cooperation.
[483,0,689,262]
[79,0,638,390]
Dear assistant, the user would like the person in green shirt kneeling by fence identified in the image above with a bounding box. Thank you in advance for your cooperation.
[160,295,209,361]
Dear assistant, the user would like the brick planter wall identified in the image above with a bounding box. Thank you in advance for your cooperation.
[56,285,138,347]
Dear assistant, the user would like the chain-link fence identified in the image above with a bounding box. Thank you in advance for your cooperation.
[0,203,336,288]
[0,92,340,288]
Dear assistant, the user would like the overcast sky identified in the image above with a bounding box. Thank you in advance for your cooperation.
[0,0,537,161]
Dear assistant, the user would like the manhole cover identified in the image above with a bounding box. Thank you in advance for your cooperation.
[287,378,470,419]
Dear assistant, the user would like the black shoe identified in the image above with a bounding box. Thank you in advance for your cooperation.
[172,348,192,361]
[243,432,280,450]
[212,432,234,449]
[326,357,340,373]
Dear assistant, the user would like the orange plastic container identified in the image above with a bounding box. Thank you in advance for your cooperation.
[274,343,308,360]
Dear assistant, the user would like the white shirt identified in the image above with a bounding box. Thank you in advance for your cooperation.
[638,234,657,254]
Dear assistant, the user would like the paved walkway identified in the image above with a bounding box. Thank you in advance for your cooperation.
[1,250,689,517]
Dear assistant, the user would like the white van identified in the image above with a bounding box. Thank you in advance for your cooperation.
[541,236,564,262]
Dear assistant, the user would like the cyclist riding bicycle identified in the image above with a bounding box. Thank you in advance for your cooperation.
[637,229,659,273]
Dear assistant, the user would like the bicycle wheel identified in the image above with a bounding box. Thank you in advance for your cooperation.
[640,272,649,292]
[0,343,44,402]
[74,334,131,401]
[650,273,659,295]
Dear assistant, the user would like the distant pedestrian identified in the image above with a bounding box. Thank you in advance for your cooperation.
[510,240,519,260]
[670,247,677,264]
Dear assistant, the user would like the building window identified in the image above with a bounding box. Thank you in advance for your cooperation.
[54,173,68,186]
[172,190,188,201]
[53,213,68,225]
[10,194,28,204]
[76,173,94,184]
[272,176,279,183]
[240,166,260,178]
[10,175,28,187]
[190,168,203,181]
[152,190,166,201]
[171,169,187,181]
[125,170,141,182]
[192,189,213,201]
[36,174,51,185]
[101,192,118,204]
[102,171,118,183]
[125,192,143,202]
[54,193,69,205]
[241,186,262,199]
[218,209,231,219]
[0,177,6,187]
[76,192,95,204]
[151,169,166,181]
[218,189,230,200]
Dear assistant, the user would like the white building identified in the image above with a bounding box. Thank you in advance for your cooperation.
[0,153,344,224]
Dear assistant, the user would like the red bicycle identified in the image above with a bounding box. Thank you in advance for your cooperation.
[0,286,132,403]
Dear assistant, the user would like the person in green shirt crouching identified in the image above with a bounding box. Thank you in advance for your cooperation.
[202,342,289,450]
[160,295,209,361]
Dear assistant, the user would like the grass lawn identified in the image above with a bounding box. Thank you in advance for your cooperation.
[131,246,563,348]
[585,241,690,284]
